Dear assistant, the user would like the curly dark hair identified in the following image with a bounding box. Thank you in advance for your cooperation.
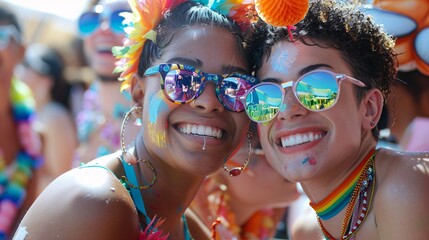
[248,0,399,138]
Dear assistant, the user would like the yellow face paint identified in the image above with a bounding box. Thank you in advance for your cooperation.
[148,122,167,148]
[147,91,169,148]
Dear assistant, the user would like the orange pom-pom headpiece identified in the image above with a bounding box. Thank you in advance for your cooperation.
[255,0,309,27]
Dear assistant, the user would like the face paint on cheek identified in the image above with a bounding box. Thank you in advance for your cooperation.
[270,45,298,75]
[302,157,317,166]
[148,91,169,148]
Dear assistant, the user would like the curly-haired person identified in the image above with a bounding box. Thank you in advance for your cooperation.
[245,1,429,239]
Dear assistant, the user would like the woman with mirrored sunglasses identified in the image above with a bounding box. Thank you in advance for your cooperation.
[73,0,136,167]
[15,1,258,239]
[248,1,429,240]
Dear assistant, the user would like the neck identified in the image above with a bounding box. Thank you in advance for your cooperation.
[133,136,204,237]
[227,192,262,226]
[91,80,129,119]
[301,138,377,238]
[301,137,377,203]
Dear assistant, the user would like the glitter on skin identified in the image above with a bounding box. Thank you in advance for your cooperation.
[270,45,298,75]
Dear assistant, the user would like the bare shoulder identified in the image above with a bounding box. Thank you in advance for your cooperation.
[15,155,139,240]
[375,148,429,186]
[373,148,429,239]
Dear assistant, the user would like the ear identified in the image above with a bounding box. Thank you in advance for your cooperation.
[362,89,384,130]
[130,73,145,106]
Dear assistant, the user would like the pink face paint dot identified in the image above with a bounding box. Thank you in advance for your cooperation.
[309,158,317,166]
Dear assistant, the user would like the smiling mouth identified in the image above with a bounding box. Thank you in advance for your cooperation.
[177,123,223,139]
[278,131,326,147]
[96,45,114,54]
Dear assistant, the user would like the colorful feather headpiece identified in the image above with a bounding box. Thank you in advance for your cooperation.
[113,0,257,91]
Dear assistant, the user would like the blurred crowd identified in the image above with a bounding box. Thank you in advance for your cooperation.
[0,0,428,239]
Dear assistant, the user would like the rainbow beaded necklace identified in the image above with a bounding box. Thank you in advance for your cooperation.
[0,79,43,238]
[310,149,376,220]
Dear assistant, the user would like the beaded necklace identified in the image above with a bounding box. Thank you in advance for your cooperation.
[74,84,130,166]
[313,149,376,240]
[310,149,376,220]
[0,79,43,238]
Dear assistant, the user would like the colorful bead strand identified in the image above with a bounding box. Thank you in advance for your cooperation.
[310,149,376,220]
[0,79,43,238]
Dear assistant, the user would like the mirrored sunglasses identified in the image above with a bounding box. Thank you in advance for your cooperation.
[78,5,130,37]
[244,70,366,123]
[0,25,21,50]
[144,64,259,112]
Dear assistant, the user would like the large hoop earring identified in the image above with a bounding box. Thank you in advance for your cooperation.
[223,131,252,177]
[120,106,157,189]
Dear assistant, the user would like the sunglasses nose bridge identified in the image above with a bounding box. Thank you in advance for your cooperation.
[99,18,111,31]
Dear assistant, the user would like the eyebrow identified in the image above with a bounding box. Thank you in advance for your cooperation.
[298,64,333,76]
[166,57,203,68]
[222,65,248,75]
[166,57,248,75]
[261,63,333,83]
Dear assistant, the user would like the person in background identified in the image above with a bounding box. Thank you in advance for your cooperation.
[0,5,44,238]
[366,0,429,151]
[14,0,258,239]
[191,122,305,239]
[17,43,78,192]
[383,70,429,151]
[73,0,137,166]
[248,0,429,239]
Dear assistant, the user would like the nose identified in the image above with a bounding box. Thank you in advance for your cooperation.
[190,82,224,113]
[277,87,308,120]
[97,17,111,33]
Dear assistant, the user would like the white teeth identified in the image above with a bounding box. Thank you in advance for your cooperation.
[178,124,223,139]
[280,132,323,147]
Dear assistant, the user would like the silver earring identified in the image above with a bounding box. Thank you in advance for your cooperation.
[223,131,252,177]
[120,106,156,189]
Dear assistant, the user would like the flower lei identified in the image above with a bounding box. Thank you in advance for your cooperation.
[0,79,43,238]
[73,84,130,166]
[112,0,258,92]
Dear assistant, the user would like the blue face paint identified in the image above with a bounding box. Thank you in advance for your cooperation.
[302,157,310,165]
[149,91,169,123]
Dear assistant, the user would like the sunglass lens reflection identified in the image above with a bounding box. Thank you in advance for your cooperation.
[78,12,99,36]
[296,72,339,110]
[219,77,252,112]
[110,10,127,34]
[245,84,283,122]
[164,70,200,103]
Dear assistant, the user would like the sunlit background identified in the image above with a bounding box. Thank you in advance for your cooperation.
[2,0,95,83]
